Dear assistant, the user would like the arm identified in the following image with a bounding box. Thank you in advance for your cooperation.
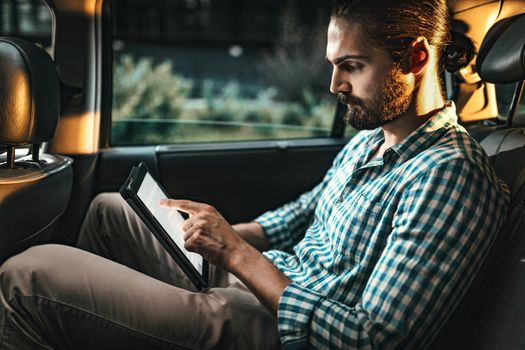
[232,221,269,252]
[242,131,369,252]
[253,139,356,252]
[228,242,291,314]
[254,183,327,252]
[157,158,509,348]
[273,159,509,349]
[159,199,290,314]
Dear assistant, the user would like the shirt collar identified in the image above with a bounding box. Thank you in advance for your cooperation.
[368,101,458,162]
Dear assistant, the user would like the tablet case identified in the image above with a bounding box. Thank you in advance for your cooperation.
[119,162,209,291]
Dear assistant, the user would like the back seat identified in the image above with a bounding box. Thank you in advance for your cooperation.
[430,13,525,350]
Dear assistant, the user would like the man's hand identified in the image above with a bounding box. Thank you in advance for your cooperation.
[158,199,291,315]
[158,199,249,271]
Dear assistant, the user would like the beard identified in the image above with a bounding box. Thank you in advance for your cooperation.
[338,64,413,130]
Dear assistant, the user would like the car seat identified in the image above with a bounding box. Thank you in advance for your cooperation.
[0,38,73,262]
[430,13,525,350]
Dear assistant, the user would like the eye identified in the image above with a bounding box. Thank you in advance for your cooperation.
[340,62,363,73]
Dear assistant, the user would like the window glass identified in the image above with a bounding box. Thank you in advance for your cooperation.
[0,0,52,50]
[111,0,337,146]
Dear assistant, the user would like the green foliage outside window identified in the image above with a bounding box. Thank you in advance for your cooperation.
[111,1,340,145]
[113,56,193,120]
[111,55,336,145]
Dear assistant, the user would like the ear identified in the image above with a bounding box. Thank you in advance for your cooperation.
[405,36,430,75]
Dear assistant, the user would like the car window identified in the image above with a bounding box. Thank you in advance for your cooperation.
[110,0,339,146]
[0,0,52,51]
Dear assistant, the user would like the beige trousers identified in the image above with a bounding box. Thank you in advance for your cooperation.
[0,193,280,349]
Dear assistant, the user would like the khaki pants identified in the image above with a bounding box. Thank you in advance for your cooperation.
[0,193,280,349]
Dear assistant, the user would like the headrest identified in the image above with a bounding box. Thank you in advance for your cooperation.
[476,14,525,84]
[0,37,60,145]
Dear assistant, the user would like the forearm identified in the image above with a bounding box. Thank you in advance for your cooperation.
[228,244,291,315]
[233,221,269,252]
[161,200,288,316]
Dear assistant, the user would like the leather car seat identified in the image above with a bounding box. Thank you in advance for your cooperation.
[0,38,73,263]
[430,13,525,350]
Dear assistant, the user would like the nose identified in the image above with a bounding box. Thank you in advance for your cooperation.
[329,67,351,95]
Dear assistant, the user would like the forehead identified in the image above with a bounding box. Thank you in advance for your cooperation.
[326,18,387,63]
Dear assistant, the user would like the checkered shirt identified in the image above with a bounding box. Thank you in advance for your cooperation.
[256,102,510,349]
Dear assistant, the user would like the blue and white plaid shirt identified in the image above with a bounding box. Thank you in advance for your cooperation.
[256,102,510,349]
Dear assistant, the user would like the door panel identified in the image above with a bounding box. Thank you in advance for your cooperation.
[96,138,347,224]
[97,146,159,192]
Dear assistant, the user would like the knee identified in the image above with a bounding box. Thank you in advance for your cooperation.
[89,192,127,218]
[82,192,128,232]
[0,246,54,301]
[0,245,85,303]
[77,192,130,248]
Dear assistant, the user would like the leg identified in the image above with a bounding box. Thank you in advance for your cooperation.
[77,192,199,290]
[77,193,234,290]
[0,245,280,349]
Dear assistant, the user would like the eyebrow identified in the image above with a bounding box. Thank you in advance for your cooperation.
[326,54,370,65]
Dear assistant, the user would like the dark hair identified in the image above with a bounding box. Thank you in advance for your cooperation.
[331,0,476,72]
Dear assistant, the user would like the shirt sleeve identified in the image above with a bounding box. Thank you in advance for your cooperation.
[255,145,349,252]
[276,158,510,349]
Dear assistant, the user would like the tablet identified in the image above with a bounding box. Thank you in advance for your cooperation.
[119,162,209,291]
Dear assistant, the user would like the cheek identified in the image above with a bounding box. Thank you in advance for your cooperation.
[356,73,382,101]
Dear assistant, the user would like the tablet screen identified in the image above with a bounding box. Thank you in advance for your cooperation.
[136,172,204,274]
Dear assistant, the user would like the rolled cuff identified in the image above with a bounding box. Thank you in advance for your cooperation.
[255,211,294,251]
[277,282,324,348]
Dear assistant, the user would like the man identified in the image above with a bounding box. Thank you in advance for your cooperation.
[0,0,510,349]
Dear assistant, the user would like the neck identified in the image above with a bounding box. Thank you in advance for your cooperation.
[381,76,445,149]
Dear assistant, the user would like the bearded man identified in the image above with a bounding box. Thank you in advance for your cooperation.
[0,0,510,349]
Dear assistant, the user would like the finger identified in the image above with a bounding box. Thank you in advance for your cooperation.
[181,215,197,232]
[184,239,196,253]
[182,227,194,241]
[182,218,206,232]
[181,222,204,241]
[184,232,203,253]
[182,219,194,232]
[158,199,203,215]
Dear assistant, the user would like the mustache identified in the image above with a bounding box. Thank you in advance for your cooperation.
[337,93,364,107]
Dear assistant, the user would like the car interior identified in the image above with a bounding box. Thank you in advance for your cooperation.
[0,0,524,348]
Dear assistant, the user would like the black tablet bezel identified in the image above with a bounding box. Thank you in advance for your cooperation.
[119,162,209,291]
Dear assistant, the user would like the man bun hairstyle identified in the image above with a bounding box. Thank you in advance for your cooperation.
[331,0,476,73]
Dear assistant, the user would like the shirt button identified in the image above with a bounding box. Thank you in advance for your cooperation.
[337,196,344,203]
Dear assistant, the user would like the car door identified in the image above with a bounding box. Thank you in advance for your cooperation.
[98,0,350,222]
[45,0,352,242]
